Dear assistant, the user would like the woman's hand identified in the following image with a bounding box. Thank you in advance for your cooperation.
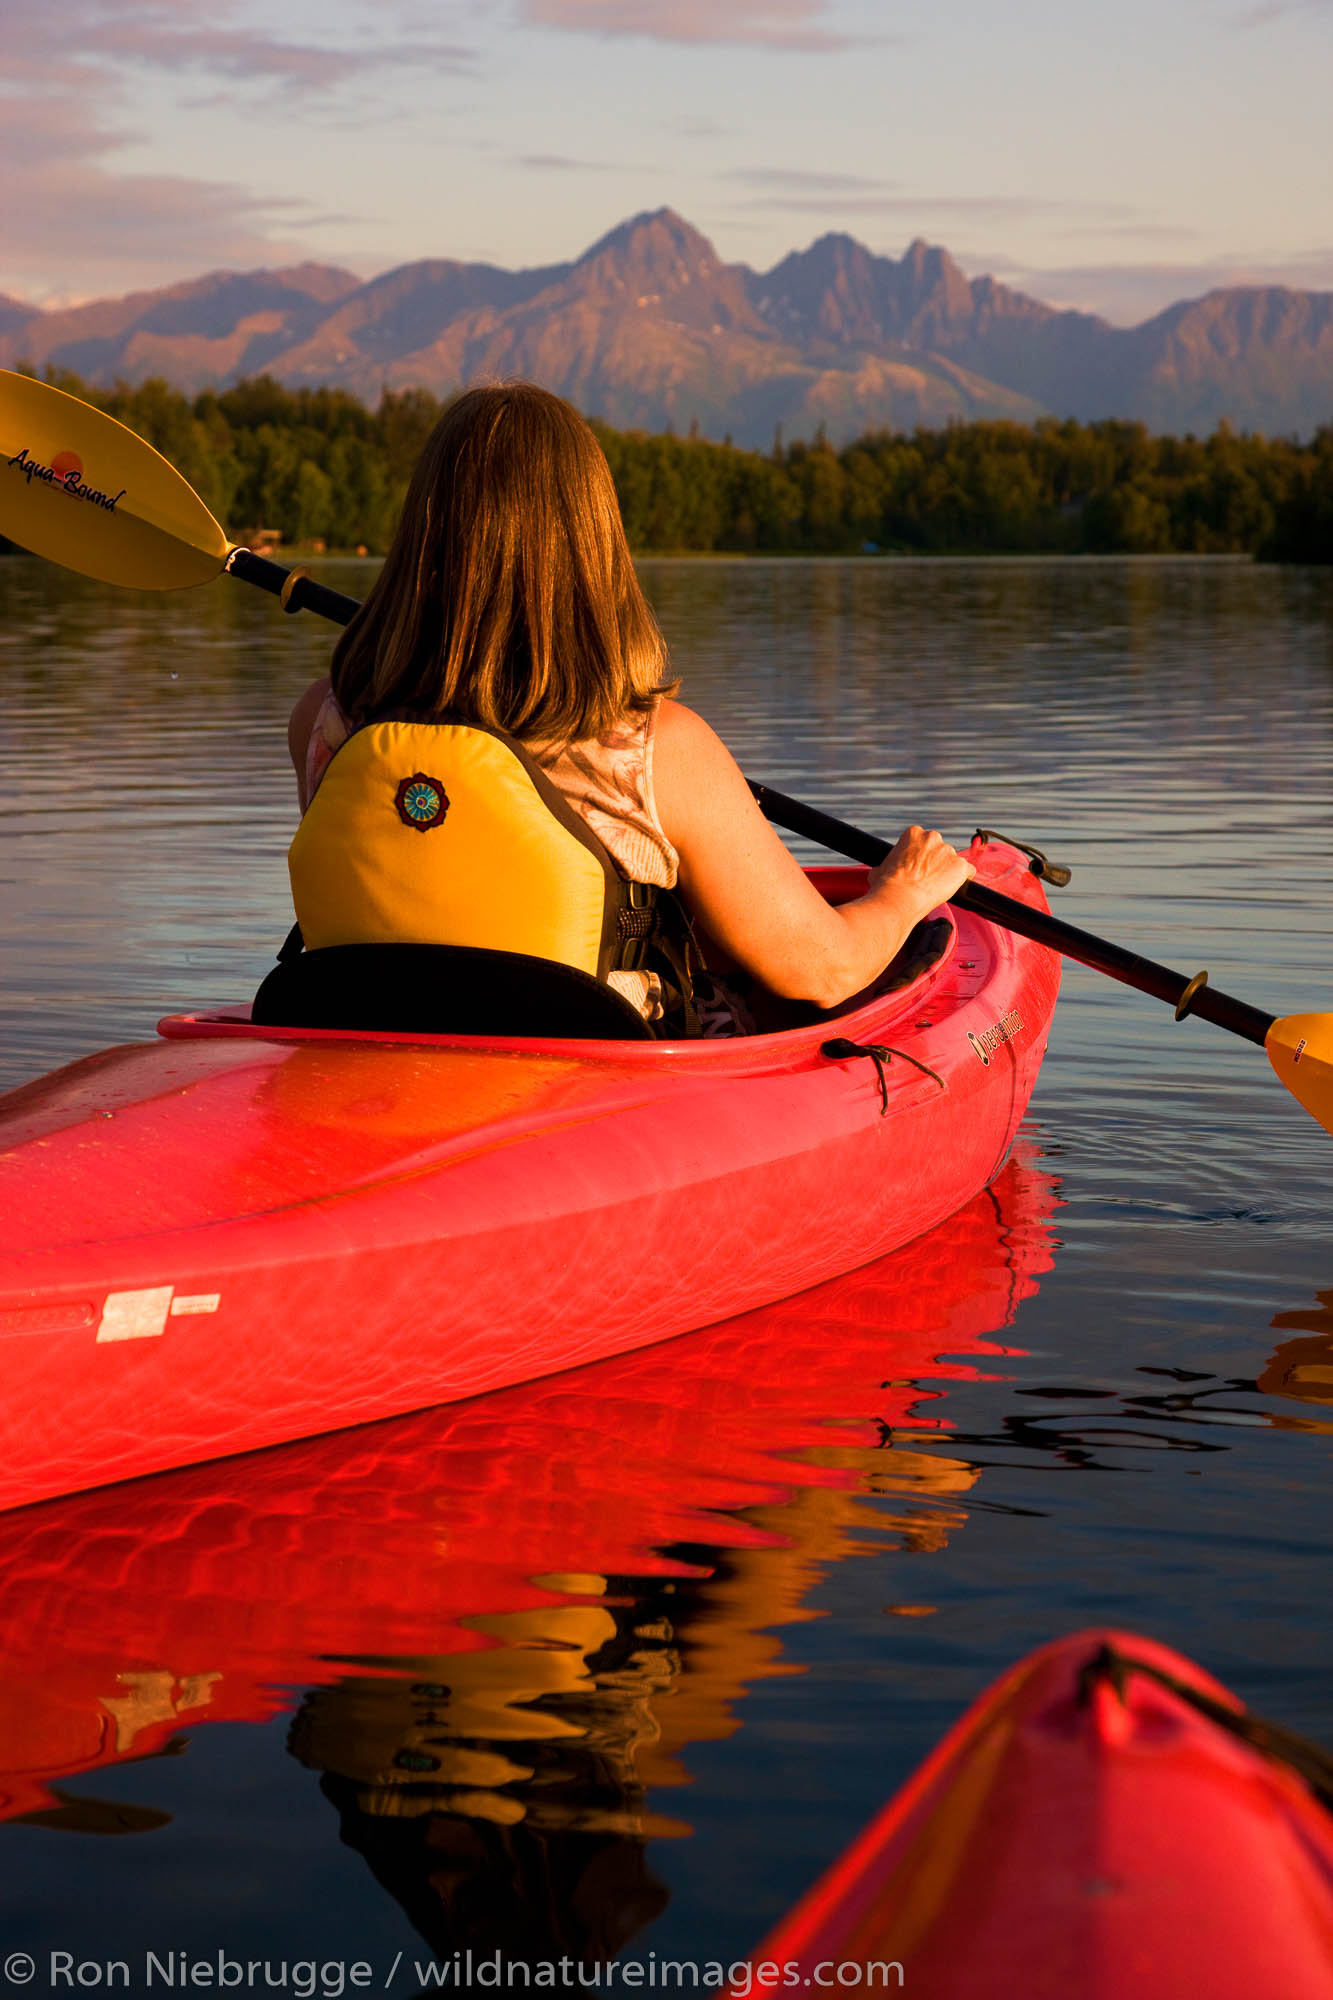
[869,826,976,923]
[653,702,983,1009]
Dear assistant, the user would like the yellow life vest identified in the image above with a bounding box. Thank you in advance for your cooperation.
[289,717,642,980]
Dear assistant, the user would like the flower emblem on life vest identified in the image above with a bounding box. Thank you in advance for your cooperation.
[395,774,449,830]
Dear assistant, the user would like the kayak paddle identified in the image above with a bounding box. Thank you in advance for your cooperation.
[2,367,1329,1136]
[748,782,1332,1135]
[0,369,359,623]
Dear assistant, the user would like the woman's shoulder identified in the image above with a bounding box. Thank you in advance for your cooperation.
[649,698,757,851]
[651,696,730,752]
[288,676,333,756]
[288,678,348,811]
[652,698,744,783]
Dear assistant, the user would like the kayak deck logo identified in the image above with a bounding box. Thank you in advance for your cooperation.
[968,1008,1023,1066]
[9,445,126,512]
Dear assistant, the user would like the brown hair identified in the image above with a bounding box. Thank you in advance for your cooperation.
[330,382,674,742]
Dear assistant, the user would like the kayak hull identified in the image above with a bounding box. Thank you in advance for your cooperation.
[0,847,1059,1512]
[751,1629,1333,1999]
[0,1146,1057,1822]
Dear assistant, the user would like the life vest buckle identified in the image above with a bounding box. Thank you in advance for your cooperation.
[616,880,659,971]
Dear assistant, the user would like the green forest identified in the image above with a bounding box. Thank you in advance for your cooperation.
[16,368,1333,562]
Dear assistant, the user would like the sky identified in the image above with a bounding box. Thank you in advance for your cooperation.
[4,0,1331,325]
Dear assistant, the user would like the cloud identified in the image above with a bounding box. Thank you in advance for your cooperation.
[764,191,1136,219]
[84,21,475,91]
[1058,223,1206,244]
[728,191,1144,225]
[0,0,469,298]
[1229,0,1332,23]
[723,168,900,194]
[972,249,1333,325]
[517,152,657,173]
[521,0,859,49]
[0,0,474,93]
[3,156,323,302]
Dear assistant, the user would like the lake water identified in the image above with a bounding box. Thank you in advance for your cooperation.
[2,554,1332,1974]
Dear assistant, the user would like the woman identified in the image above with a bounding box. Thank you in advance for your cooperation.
[286,383,973,1035]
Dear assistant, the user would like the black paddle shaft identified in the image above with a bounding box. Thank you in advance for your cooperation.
[750,781,1276,1051]
[228,547,360,627]
[219,547,1274,1052]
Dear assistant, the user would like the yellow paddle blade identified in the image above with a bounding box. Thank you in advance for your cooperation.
[1266,1013,1333,1137]
[0,369,229,591]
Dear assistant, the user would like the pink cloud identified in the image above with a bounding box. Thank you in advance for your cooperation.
[522,0,856,49]
[82,20,475,88]
[517,152,662,172]
[0,0,472,94]
[0,0,469,298]
[724,169,900,193]
[4,159,321,300]
[729,190,1140,222]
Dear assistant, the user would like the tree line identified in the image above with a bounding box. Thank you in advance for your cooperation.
[14,368,1333,562]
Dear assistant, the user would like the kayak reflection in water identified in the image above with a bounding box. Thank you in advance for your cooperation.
[0,1148,1058,1972]
[284,382,974,1036]
[261,1159,1050,1969]
[287,1472,981,1971]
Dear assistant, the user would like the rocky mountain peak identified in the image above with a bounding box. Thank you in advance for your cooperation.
[896,238,971,308]
[576,207,722,289]
[564,206,762,333]
[756,231,973,346]
[260,263,364,306]
[2,213,1329,441]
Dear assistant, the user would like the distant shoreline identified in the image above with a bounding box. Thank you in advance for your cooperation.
[8,368,1331,566]
[0,543,1301,571]
[274,547,1263,565]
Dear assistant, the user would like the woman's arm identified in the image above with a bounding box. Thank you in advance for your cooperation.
[652,700,974,1009]
[288,676,332,812]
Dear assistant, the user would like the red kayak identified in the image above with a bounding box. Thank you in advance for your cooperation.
[750,1629,1333,1999]
[0,1147,1056,1824]
[0,840,1058,1512]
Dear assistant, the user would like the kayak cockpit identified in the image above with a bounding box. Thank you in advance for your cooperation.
[240,864,877,1045]
[230,867,953,1050]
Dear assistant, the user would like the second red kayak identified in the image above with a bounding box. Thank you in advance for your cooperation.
[750,1629,1333,1998]
[0,839,1058,1513]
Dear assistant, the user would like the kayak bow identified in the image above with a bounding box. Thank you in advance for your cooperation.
[748,1629,1333,1999]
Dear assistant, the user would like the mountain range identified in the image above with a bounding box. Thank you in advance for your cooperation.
[4,209,1331,445]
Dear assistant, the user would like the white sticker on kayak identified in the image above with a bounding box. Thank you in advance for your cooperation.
[95,1288,222,1339]
[97,1288,173,1342]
